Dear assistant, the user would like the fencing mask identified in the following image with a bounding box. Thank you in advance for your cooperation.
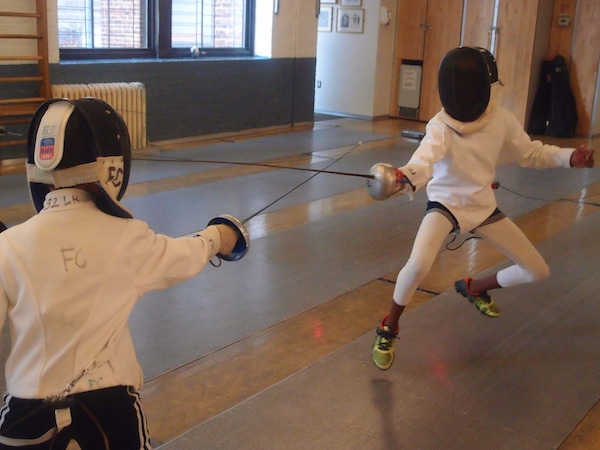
[438,47,498,122]
[27,98,132,218]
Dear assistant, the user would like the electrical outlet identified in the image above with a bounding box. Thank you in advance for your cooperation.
[316,80,322,88]
[558,13,570,27]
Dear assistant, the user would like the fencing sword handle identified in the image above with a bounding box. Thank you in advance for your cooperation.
[207,215,250,261]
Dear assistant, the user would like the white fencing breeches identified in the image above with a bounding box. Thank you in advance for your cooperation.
[393,212,549,306]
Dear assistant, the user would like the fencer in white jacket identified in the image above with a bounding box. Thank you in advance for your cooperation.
[0,189,224,399]
[371,47,595,371]
[0,98,249,449]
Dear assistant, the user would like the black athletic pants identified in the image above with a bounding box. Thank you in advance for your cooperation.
[0,386,151,449]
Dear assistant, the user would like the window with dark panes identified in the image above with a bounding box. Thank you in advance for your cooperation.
[58,0,254,59]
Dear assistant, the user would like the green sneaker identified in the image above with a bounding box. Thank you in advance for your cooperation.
[455,277,501,318]
[372,320,398,370]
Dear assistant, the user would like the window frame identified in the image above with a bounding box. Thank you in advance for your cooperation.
[59,0,256,61]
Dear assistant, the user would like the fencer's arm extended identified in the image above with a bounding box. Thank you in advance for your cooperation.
[367,122,448,201]
[502,113,581,169]
[398,121,449,190]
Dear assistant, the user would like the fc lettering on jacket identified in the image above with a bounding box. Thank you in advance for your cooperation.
[61,247,87,271]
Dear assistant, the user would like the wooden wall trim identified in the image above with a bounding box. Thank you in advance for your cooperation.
[547,0,577,62]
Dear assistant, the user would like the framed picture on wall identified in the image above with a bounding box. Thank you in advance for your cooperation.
[321,0,337,4]
[337,8,364,33]
[318,7,334,32]
[340,0,361,6]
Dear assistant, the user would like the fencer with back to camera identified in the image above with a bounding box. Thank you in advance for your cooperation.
[0,98,249,449]
[368,46,595,371]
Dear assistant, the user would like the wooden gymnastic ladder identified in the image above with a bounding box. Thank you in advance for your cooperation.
[0,0,50,157]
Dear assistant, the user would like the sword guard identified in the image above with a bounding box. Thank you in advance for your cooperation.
[207,214,250,261]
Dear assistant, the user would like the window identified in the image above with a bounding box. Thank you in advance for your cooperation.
[58,0,255,60]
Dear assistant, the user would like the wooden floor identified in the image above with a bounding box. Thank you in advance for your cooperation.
[141,117,599,449]
[0,116,598,449]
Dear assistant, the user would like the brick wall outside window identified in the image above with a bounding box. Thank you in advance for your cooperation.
[58,0,247,50]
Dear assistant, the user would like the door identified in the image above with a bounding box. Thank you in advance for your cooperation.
[389,0,462,122]
[462,0,496,49]
[418,0,464,121]
[571,0,600,136]
[388,0,427,117]
[494,0,541,123]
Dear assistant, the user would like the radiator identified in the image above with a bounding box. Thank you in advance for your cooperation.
[51,82,148,150]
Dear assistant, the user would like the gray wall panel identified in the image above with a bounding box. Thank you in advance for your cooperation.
[1,58,316,153]
[292,58,317,124]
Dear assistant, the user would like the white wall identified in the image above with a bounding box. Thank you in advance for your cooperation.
[314,0,395,118]
[255,0,274,57]
[46,0,59,63]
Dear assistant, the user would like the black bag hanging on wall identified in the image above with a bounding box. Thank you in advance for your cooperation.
[527,55,577,138]
[546,55,578,137]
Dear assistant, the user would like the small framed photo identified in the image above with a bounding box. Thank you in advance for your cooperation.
[337,8,364,33]
[321,0,337,4]
[340,0,361,6]
[318,7,334,32]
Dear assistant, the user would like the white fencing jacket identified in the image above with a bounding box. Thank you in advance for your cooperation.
[400,89,573,232]
[0,188,221,399]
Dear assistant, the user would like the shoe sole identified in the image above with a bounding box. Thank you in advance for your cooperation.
[455,282,500,318]
[472,302,500,318]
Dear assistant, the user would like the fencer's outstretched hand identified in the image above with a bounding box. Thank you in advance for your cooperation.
[570,145,595,168]
[207,215,250,261]
[367,163,412,201]
[214,224,238,256]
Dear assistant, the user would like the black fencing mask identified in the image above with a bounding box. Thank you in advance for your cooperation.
[438,47,498,122]
[27,98,132,218]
